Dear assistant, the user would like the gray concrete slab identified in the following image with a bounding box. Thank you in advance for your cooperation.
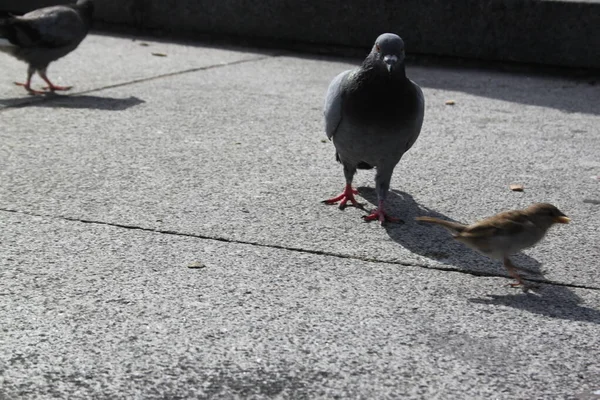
[1,47,598,288]
[1,33,600,399]
[1,210,600,399]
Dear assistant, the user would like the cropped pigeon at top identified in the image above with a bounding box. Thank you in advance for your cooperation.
[0,0,94,93]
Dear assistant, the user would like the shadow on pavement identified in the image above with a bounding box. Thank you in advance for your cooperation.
[0,94,145,111]
[358,186,600,323]
[411,64,600,116]
[469,286,600,324]
[357,186,543,278]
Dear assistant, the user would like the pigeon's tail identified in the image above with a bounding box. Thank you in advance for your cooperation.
[415,216,467,234]
[0,15,14,38]
[334,152,374,170]
[0,19,16,50]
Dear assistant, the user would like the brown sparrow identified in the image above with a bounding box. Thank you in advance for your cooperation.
[415,203,570,290]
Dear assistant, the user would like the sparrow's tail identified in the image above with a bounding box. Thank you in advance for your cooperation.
[415,216,467,234]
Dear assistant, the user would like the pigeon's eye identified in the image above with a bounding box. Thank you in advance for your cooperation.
[375,44,381,52]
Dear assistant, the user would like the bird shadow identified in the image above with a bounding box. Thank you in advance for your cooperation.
[357,186,543,278]
[0,94,145,111]
[469,286,600,324]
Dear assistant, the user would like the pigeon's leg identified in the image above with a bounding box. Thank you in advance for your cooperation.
[504,257,537,292]
[39,68,72,91]
[14,66,44,95]
[363,168,401,224]
[323,163,363,210]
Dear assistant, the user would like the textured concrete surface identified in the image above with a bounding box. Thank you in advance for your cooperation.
[3,0,600,68]
[1,33,600,399]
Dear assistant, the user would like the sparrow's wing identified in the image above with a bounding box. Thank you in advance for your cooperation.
[460,211,527,238]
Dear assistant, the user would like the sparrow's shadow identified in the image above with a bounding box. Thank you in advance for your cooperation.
[0,94,145,111]
[469,286,600,324]
[357,187,544,278]
[359,187,600,323]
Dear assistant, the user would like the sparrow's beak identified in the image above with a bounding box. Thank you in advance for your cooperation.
[554,216,571,224]
[383,55,398,72]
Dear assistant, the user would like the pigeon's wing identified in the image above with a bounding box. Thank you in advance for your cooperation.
[324,69,352,139]
[403,80,425,152]
[10,7,84,48]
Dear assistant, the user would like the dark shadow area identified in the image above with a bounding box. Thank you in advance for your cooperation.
[0,94,145,111]
[90,27,280,58]
[469,286,600,324]
[357,187,543,278]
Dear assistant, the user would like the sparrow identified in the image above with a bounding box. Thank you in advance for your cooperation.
[415,203,570,290]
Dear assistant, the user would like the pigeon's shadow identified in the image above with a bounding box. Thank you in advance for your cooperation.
[357,187,543,278]
[0,94,145,111]
[469,286,600,324]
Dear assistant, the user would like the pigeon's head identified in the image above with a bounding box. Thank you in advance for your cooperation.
[75,0,95,14]
[371,33,405,73]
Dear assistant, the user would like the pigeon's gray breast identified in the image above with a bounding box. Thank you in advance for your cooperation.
[333,71,424,168]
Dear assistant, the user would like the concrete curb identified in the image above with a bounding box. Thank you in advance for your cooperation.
[3,0,600,68]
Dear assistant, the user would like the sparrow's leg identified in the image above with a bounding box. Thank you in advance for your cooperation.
[39,68,72,91]
[363,168,401,224]
[14,66,44,95]
[504,257,537,292]
[323,163,363,209]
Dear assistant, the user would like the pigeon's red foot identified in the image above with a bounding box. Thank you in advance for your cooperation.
[323,184,362,210]
[42,84,72,91]
[363,202,402,225]
[14,82,45,95]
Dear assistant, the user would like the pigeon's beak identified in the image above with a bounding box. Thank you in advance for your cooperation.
[383,55,398,72]
[554,215,571,224]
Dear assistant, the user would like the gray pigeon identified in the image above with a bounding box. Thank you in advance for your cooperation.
[0,0,94,94]
[323,33,424,224]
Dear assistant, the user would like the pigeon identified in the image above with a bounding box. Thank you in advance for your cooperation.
[323,33,424,224]
[0,0,94,94]
[416,203,570,290]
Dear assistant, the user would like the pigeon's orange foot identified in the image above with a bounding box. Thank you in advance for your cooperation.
[42,84,72,91]
[323,184,363,210]
[14,82,45,95]
[363,203,402,225]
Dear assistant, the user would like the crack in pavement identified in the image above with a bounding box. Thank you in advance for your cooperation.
[0,54,278,112]
[2,207,599,291]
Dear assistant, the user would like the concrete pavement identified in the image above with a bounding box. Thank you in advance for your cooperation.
[1,32,600,399]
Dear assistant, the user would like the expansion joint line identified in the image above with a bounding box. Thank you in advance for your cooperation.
[1,207,598,291]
